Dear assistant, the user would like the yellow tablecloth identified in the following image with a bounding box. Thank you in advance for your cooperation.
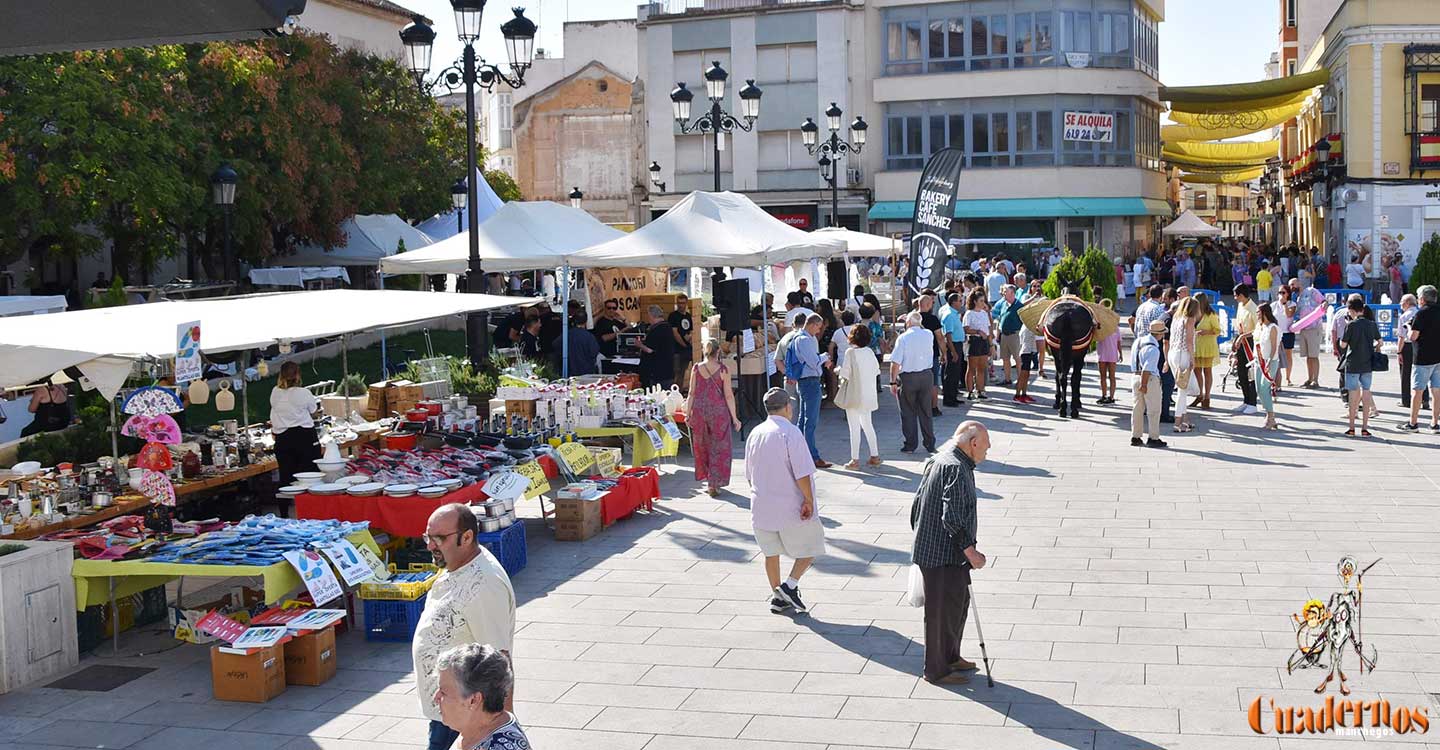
[70,530,379,611]
[575,426,681,465]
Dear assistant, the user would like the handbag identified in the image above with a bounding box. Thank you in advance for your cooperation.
[1371,351,1389,372]
[834,359,856,410]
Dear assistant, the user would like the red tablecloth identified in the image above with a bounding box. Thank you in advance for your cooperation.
[294,456,561,537]
[593,466,661,526]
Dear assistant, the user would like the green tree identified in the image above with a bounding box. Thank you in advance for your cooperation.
[1080,247,1118,304]
[485,169,522,202]
[1041,251,1095,302]
[1411,233,1440,295]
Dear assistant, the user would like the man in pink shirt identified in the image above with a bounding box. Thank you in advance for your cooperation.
[744,387,826,614]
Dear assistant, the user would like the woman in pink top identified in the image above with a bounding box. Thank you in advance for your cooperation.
[1094,288,1122,405]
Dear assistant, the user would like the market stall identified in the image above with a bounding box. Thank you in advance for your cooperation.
[283,214,435,268]
[380,201,624,275]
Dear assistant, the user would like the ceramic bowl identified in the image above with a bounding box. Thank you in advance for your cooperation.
[293,472,325,487]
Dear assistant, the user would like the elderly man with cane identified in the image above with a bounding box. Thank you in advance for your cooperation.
[910,420,992,685]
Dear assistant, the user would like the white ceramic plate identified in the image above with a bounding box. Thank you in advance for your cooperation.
[278,484,307,495]
[346,482,386,496]
[293,472,325,485]
[417,486,447,497]
[309,482,349,495]
[338,475,371,486]
[435,478,462,489]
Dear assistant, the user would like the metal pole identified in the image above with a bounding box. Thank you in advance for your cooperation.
[223,205,233,282]
[561,264,571,378]
[830,132,840,229]
[463,43,490,366]
[712,99,722,192]
[109,397,119,459]
[378,269,388,375]
[342,334,351,417]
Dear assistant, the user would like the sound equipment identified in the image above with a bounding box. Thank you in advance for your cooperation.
[714,278,750,333]
[826,260,847,300]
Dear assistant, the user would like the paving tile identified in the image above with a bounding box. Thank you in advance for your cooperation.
[584,706,751,738]
[579,643,728,667]
[236,710,373,739]
[557,683,693,710]
[739,715,918,746]
[714,648,867,674]
[836,695,1007,725]
[792,673,917,697]
[678,688,846,719]
[17,718,161,748]
[0,715,56,740]
[639,666,802,693]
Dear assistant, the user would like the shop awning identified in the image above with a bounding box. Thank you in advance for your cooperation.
[867,197,1171,221]
[1180,167,1265,184]
[1160,68,1329,105]
[1164,140,1279,162]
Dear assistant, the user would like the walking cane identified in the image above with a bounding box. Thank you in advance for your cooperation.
[967,584,995,687]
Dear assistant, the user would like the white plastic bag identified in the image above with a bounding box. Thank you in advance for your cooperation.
[906,564,926,607]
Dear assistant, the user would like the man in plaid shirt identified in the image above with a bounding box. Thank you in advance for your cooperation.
[910,420,990,684]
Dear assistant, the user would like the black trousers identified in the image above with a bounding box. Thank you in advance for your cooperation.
[274,425,320,487]
[921,564,971,682]
[1235,341,1258,406]
[942,352,965,404]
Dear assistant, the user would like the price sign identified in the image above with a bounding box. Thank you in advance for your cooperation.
[516,461,549,498]
[643,423,665,452]
[661,419,683,441]
[318,540,375,586]
[282,549,344,606]
[557,442,595,474]
[482,471,529,500]
[356,545,390,580]
[594,449,618,477]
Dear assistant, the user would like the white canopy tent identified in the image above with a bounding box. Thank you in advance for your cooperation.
[284,214,436,267]
[380,201,625,275]
[0,295,68,317]
[567,191,846,269]
[1162,210,1223,237]
[810,227,901,255]
[0,289,534,399]
[416,167,506,241]
[247,267,351,288]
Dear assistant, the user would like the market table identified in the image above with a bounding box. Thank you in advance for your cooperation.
[292,456,560,537]
[595,466,661,526]
[575,426,681,465]
[69,529,380,611]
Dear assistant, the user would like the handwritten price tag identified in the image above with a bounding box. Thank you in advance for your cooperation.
[594,449,618,477]
[661,419,682,440]
[643,423,665,452]
[482,471,529,500]
[557,442,595,474]
[516,461,549,497]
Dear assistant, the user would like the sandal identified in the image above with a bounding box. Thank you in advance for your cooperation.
[1188,397,1203,408]
[1361,429,1372,437]
[843,460,861,470]
[1344,428,1355,436]
[868,456,883,466]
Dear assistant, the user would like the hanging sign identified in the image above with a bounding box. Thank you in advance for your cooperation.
[482,470,529,500]
[283,549,344,606]
[585,268,669,324]
[557,442,595,475]
[1063,112,1114,143]
[907,147,964,294]
[594,449,619,477]
[516,460,550,497]
[661,419,683,441]
[643,422,665,453]
[175,321,203,384]
[318,540,375,586]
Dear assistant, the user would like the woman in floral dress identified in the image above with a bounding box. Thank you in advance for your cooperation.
[686,338,742,497]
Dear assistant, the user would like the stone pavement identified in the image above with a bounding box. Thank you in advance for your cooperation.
[3,347,1440,750]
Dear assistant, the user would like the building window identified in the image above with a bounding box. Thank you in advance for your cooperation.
[1287,59,1297,77]
[1195,192,1208,210]
[886,115,925,170]
[1096,12,1131,69]
[886,19,924,74]
[1286,0,1297,28]
[1422,84,1440,133]
[1014,12,1055,68]
[881,3,1142,76]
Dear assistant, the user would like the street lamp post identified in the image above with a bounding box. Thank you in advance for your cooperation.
[670,62,761,192]
[211,163,238,280]
[647,161,666,193]
[450,176,467,236]
[568,187,583,210]
[801,103,866,228]
[400,3,536,365]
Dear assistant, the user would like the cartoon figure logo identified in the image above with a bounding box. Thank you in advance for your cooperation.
[1287,556,1380,695]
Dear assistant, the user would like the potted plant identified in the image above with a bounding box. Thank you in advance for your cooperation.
[319,373,370,417]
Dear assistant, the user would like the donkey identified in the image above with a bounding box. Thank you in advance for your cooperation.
[1042,295,1097,419]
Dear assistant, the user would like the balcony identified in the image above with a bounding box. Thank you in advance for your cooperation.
[639,0,844,21]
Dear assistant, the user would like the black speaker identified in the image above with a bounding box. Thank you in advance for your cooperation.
[714,278,750,333]
[826,260,847,300]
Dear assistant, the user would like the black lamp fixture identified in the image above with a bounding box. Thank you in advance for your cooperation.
[210,163,238,280]
[801,102,865,228]
[569,187,583,209]
[400,3,537,365]
[451,176,468,234]
[648,161,666,193]
[670,61,762,192]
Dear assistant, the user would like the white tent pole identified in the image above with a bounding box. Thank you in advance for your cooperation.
[377,267,388,376]
[561,263,571,379]
[757,264,770,408]
[343,333,351,417]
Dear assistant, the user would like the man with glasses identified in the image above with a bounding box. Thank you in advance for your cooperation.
[797,278,815,309]
[413,504,516,750]
[592,298,626,358]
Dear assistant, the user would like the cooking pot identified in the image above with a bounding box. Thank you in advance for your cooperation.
[444,432,473,448]
[471,434,501,449]
[480,516,501,533]
[395,420,427,434]
[502,436,532,451]
[405,409,429,423]
[384,432,419,451]
[91,491,114,508]
[419,401,443,417]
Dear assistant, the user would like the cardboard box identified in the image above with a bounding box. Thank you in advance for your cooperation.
[554,515,602,541]
[367,382,391,415]
[210,645,287,703]
[505,400,537,419]
[553,498,602,541]
[283,627,337,686]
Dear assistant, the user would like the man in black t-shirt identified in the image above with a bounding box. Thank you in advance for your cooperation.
[537,302,562,355]
[668,293,694,389]
[638,304,676,388]
[797,278,816,309]
[1403,285,1440,431]
[494,308,529,347]
[592,298,626,357]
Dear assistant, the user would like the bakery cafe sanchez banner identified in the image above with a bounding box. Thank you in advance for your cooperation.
[586,268,670,324]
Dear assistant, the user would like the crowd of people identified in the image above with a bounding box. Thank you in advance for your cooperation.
[1129,238,1410,302]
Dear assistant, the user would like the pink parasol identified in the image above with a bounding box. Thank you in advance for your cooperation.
[1292,304,1327,332]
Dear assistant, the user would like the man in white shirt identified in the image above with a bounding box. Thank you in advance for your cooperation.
[414,504,516,750]
[890,312,938,453]
[1289,277,1327,388]
[1130,320,1166,448]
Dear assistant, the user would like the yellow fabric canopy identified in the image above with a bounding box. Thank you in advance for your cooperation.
[1181,167,1265,183]
[1169,100,1305,128]
[1162,150,1274,168]
[1169,90,1311,115]
[1161,68,1329,104]
[1164,140,1279,161]
[1163,123,1264,141]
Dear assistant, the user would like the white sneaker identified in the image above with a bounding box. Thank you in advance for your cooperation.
[1230,404,1248,414]
[1241,405,1259,415]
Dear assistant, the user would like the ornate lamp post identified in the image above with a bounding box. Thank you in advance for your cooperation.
[648,161,666,193]
[400,2,536,364]
[568,187,583,210]
[801,103,866,228]
[211,163,238,279]
[670,62,761,192]
[450,177,467,236]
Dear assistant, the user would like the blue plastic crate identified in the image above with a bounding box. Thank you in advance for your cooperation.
[476,522,527,578]
[363,594,427,642]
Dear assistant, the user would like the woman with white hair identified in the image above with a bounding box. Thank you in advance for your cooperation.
[433,643,529,749]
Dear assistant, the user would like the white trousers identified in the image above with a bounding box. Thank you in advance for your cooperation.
[845,408,878,461]
[1168,348,1193,419]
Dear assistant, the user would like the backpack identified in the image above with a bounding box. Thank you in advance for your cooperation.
[784,336,806,378]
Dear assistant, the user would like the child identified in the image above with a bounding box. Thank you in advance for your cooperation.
[1256,264,1273,303]
[1094,286,1123,405]
[1015,318,1038,404]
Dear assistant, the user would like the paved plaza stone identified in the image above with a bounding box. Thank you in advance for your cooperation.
[3,346,1440,749]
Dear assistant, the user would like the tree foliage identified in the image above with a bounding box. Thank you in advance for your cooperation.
[1080,247,1118,304]
[0,34,466,283]
[1041,251,1095,302]
[485,169,522,202]
[1412,233,1440,296]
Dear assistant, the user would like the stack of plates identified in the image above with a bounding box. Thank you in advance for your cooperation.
[338,475,372,486]
[417,486,447,498]
[278,484,307,496]
[293,472,325,487]
[384,484,418,498]
[346,482,386,497]
[309,482,349,496]
[435,478,462,490]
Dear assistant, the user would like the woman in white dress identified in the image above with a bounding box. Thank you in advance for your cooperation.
[835,323,881,469]
[1168,297,1200,433]
[1255,303,1282,430]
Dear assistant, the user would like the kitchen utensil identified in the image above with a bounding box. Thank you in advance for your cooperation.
[435,478,462,490]
[338,474,371,486]
[309,482,348,496]
[480,516,501,533]
[278,484,308,495]
[293,472,325,487]
[384,432,419,451]
[383,484,418,497]
[417,486,447,498]
[497,510,514,528]
[11,461,41,474]
[314,458,349,482]
[91,491,114,508]
[419,401,443,417]
[481,501,504,518]
[346,482,386,496]
[221,419,238,436]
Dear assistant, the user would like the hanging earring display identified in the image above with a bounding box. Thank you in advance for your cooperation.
[188,378,211,405]
[256,360,270,378]
[215,380,235,411]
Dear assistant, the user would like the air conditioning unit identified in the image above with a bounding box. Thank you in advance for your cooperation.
[846,167,864,185]
[1321,94,1337,114]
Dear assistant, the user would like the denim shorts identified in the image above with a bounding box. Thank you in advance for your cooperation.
[1281,332,1295,350]
[1343,371,1373,391]
[1413,362,1440,391]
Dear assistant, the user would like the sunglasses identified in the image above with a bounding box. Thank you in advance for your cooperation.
[606,305,618,311]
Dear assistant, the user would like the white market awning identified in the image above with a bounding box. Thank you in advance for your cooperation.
[0,295,68,317]
[568,191,846,269]
[809,227,901,255]
[381,201,626,275]
[1161,210,1224,237]
[0,289,535,397]
[248,267,351,288]
[283,215,436,267]
[416,168,507,241]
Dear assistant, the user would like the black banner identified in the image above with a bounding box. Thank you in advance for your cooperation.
[907,147,964,294]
